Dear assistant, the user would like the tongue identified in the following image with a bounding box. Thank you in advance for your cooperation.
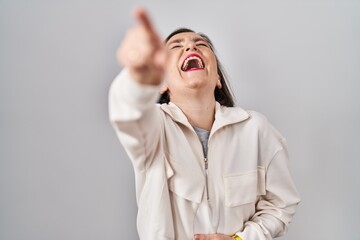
[186,60,200,71]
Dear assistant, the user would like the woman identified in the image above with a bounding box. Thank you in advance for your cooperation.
[109,8,300,240]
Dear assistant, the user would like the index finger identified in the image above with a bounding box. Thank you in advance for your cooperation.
[133,7,161,42]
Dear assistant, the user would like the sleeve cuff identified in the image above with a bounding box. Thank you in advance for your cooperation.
[116,69,161,109]
[109,68,161,122]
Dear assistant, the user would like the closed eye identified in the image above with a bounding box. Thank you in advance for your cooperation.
[196,43,209,47]
[170,45,182,50]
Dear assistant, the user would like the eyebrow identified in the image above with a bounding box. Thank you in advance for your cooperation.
[167,37,207,46]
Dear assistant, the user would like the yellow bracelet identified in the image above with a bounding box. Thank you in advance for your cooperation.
[231,233,243,240]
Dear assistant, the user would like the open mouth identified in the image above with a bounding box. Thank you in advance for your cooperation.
[181,54,205,72]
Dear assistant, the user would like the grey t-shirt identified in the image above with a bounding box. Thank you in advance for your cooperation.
[192,125,210,158]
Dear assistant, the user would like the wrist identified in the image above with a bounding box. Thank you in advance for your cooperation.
[129,67,163,86]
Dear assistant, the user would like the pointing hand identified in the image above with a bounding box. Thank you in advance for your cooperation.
[117,7,167,85]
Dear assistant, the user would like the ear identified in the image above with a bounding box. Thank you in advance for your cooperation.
[160,84,168,94]
[216,76,222,89]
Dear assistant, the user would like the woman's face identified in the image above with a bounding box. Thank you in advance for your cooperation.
[164,32,221,98]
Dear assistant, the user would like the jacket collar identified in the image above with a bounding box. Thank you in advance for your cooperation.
[160,102,250,137]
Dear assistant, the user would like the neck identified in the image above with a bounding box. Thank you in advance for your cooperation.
[171,93,216,131]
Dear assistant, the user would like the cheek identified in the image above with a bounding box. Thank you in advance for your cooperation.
[165,57,180,77]
[165,67,178,82]
[164,67,177,87]
[207,58,218,75]
[166,53,179,68]
[204,52,217,69]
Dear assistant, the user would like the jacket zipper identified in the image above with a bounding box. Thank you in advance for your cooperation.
[192,126,211,201]
[204,157,209,200]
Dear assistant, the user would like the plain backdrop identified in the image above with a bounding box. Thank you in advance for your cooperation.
[1,0,359,239]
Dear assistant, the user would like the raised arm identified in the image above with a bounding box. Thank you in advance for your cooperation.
[109,8,168,172]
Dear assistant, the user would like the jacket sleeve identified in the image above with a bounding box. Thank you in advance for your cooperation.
[236,124,301,240]
[108,68,163,172]
[109,69,175,239]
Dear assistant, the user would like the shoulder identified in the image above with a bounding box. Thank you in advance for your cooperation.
[246,110,271,129]
[233,107,286,142]
[223,105,269,128]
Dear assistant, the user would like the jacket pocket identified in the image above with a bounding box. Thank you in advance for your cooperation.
[224,167,266,207]
[167,158,205,204]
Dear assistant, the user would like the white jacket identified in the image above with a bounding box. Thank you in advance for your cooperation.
[109,69,301,240]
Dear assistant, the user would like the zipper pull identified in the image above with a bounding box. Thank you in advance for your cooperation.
[204,157,208,170]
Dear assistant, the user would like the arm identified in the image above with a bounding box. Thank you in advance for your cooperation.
[236,137,301,240]
[109,8,168,172]
[109,68,162,171]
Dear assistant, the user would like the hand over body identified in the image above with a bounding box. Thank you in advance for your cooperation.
[194,233,234,240]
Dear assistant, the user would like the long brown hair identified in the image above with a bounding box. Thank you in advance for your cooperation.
[158,28,235,107]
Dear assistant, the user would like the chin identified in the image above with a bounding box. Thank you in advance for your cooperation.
[184,78,209,89]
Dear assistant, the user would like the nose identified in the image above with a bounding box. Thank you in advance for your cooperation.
[185,42,197,52]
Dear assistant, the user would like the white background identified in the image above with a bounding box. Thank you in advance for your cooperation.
[1,0,359,239]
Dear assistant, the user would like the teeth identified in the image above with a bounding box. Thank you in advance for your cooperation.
[182,56,204,70]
